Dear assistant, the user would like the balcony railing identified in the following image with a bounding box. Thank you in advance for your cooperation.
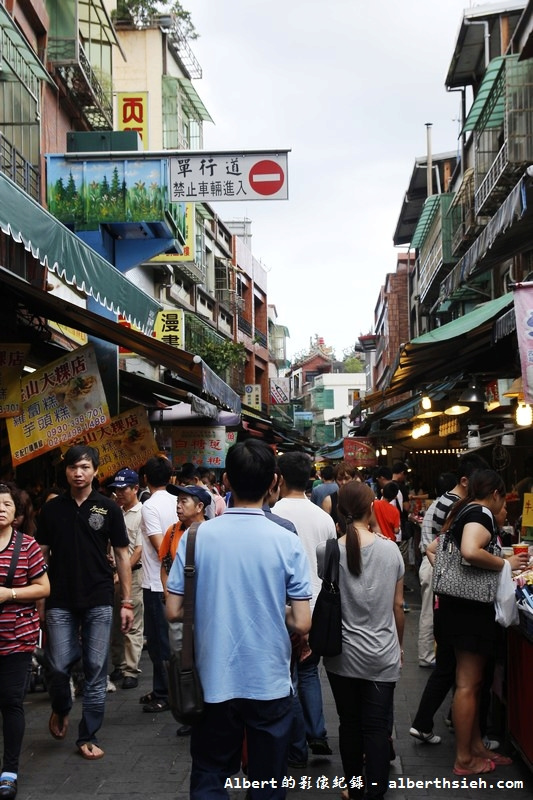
[254,329,268,348]
[238,316,253,337]
[49,40,113,130]
[0,132,39,200]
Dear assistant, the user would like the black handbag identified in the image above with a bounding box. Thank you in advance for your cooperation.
[308,538,342,657]
[166,522,205,725]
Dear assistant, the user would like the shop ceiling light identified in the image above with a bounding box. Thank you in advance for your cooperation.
[516,402,533,427]
[459,377,485,404]
[421,395,432,410]
[443,403,469,416]
[412,422,430,439]
[503,376,523,397]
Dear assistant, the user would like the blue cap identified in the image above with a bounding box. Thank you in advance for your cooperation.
[108,468,139,488]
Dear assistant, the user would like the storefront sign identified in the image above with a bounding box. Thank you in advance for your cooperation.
[343,437,377,468]
[117,92,149,147]
[153,309,184,349]
[270,377,290,405]
[171,426,235,469]
[65,405,158,481]
[0,344,30,417]
[513,283,533,402]
[6,344,110,465]
[243,384,262,410]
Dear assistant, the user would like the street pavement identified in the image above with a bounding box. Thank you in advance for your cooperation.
[15,570,533,799]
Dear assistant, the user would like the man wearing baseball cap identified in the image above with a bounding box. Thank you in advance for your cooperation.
[108,468,144,690]
[160,483,211,736]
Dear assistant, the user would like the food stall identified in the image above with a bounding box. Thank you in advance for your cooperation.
[508,564,533,771]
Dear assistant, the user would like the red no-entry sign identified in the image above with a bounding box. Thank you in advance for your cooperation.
[248,159,285,196]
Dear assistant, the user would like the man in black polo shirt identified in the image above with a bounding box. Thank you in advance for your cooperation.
[37,445,133,760]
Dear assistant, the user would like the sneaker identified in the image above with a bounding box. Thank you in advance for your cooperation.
[121,676,138,690]
[308,738,333,756]
[409,727,441,745]
[418,659,436,668]
[106,677,117,693]
[483,736,501,751]
[403,602,410,613]
[287,758,308,769]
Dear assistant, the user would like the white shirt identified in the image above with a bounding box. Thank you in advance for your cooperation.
[273,496,336,608]
[141,490,177,590]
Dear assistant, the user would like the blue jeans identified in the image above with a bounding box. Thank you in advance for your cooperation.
[296,652,327,741]
[190,695,292,798]
[327,672,395,800]
[142,589,170,699]
[45,605,113,746]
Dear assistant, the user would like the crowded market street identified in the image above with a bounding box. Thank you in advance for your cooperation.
[16,570,533,800]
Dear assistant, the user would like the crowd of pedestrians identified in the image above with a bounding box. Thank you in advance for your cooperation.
[0,443,529,799]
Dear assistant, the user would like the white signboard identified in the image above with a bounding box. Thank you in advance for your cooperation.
[169,151,289,202]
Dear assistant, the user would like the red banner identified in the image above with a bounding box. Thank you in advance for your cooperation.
[343,437,377,468]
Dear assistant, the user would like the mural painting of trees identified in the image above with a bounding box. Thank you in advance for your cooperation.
[47,160,167,229]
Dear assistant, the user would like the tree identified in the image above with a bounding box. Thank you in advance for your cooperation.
[341,348,364,373]
[114,1,197,39]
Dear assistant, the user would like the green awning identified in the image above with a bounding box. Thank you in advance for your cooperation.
[0,5,52,84]
[462,56,513,133]
[411,293,513,345]
[178,78,214,123]
[411,195,441,248]
[0,172,161,334]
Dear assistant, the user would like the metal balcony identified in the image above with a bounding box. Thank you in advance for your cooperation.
[0,133,39,200]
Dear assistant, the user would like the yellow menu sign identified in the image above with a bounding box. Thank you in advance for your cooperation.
[6,344,110,465]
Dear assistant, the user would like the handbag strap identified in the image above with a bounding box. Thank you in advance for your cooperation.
[2,529,23,589]
[181,522,201,671]
[323,537,340,585]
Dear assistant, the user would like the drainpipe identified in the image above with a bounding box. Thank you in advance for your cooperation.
[425,123,433,197]
[464,18,490,68]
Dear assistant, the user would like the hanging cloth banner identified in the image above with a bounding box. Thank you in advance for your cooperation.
[6,344,110,465]
[512,282,533,403]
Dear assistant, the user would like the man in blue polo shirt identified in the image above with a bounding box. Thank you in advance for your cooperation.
[166,440,312,799]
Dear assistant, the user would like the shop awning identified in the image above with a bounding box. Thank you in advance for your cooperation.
[0,172,161,334]
[1,268,241,414]
[375,294,515,400]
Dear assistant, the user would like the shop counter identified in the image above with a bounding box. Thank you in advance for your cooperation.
[507,610,533,771]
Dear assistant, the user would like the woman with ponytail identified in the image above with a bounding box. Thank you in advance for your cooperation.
[427,469,528,776]
[316,481,404,800]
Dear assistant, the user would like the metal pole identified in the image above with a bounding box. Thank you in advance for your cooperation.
[425,123,433,196]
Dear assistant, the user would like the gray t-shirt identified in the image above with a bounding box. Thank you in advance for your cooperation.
[316,535,404,682]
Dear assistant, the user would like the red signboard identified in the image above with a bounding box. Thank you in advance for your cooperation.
[343,437,377,468]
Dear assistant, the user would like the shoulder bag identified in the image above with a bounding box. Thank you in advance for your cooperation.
[309,537,342,657]
[432,505,499,604]
[166,522,205,724]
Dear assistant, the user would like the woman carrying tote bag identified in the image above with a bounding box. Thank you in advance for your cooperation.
[427,469,528,777]
[316,481,404,800]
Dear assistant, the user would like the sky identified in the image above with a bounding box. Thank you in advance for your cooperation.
[189,0,480,361]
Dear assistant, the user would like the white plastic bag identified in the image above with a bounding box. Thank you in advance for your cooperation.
[494,559,519,628]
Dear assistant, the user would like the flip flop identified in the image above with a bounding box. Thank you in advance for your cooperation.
[453,758,495,776]
[49,712,68,740]
[488,752,513,766]
[78,742,105,760]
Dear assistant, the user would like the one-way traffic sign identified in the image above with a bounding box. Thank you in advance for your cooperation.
[169,150,289,202]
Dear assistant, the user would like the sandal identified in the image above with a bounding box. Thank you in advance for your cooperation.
[453,758,495,776]
[488,752,513,766]
[49,712,69,740]
[143,698,170,713]
[78,742,105,760]
[139,691,155,705]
